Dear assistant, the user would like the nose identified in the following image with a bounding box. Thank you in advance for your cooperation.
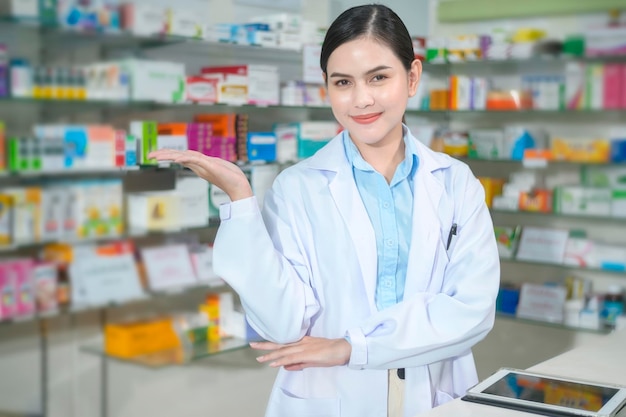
[353,84,374,109]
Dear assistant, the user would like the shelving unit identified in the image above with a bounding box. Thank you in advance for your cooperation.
[1,11,625,417]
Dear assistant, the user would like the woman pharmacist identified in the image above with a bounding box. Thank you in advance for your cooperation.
[148,4,500,417]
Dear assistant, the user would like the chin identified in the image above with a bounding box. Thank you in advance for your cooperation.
[347,125,392,146]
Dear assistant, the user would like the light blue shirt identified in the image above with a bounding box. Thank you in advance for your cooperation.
[343,128,419,311]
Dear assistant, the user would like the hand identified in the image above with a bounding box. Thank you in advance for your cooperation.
[147,149,253,201]
[251,336,352,371]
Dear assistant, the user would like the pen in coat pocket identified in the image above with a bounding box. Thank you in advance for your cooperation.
[446,223,457,251]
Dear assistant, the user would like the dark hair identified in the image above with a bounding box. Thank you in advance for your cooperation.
[320,4,415,74]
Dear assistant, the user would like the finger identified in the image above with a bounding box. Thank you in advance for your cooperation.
[284,364,308,371]
[147,149,183,160]
[250,341,283,351]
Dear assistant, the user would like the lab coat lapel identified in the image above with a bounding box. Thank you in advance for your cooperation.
[307,135,378,312]
[405,154,444,295]
[328,169,378,312]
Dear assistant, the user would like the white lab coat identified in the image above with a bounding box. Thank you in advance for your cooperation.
[213,129,500,417]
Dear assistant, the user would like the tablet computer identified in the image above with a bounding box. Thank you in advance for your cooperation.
[462,368,626,417]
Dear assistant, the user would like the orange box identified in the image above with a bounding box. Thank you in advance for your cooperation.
[157,123,188,136]
[523,149,553,160]
[486,90,533,111]
[104,317,181,359]
[519,189,552,213]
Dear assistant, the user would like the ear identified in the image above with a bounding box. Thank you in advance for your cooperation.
[408,59,422,97]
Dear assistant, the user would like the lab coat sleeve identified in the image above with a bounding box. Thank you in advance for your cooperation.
[212,191,320,345]
[346,173,500,370]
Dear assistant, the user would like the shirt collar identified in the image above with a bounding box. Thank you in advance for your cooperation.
[343,125,419,179]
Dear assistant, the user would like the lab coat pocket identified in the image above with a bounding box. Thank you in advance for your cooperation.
[272,388,341,417]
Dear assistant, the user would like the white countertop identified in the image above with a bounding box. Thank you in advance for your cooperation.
[417,329,626,416]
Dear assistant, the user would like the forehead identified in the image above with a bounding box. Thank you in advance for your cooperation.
[327,37,400,70]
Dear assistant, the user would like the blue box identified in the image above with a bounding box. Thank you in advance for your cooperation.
[247,132,276,162]
[496,285,520,315]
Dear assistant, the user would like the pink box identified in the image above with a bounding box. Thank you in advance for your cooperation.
[603,64,623,109]
[12,259,34,317]
[0,261,17,320]
[621,64,626,109]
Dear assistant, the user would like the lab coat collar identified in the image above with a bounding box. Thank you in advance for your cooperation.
[305,127,453,175]
[305,127,452,310]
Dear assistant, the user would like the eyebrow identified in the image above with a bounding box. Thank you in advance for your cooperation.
[328,65,392,78]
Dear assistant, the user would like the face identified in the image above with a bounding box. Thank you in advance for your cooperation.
[324,37,421,149]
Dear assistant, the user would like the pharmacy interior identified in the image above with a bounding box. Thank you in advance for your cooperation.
[0,0,625,416]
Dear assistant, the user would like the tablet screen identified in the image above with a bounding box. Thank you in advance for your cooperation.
[482,372,620,412]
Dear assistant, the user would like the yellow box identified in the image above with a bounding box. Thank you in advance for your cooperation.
[551,138,610,163]
[200,294,220,342]
[104,317,181,359]
[478,177,505,208]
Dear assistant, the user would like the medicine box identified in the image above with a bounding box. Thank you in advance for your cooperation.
[201,65,280,106]
[553,186,612,217]
[104,317,181,359]
[247,132,277,162]
[274,121,340,160]
[469,129,505,159]
[121,59,186,103]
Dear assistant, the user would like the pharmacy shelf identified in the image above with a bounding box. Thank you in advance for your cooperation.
[0,222,216,254]
[0,279,227,328]
[458,156,626,167]
[81,336,250,368]
[500,257,626,276]
[491,209,624,223]
[0,16,305,59]
[422,54,626,71]
[496,312,611,335]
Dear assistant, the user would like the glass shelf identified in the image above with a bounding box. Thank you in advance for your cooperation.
[500,257,626,276]
[0,96,333,113]
[0,411,41,417]
[81,336,250,368]
[0,280,227,327]
[496,312,611,335]
[0,223,216,253]
[4,96,625,118]
[491,209,624,223]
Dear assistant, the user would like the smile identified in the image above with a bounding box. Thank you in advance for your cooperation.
[351,113,382,124]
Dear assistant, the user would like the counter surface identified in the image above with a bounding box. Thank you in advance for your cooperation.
[417,329,626,416]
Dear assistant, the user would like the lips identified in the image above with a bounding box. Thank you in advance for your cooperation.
[351,113,382,124]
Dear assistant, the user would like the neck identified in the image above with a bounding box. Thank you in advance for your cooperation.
[356,132,405,184]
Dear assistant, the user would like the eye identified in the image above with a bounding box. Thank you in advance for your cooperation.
[371,74,388,82]
[334,79,351,87]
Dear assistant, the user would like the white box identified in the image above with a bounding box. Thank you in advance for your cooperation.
[168,9,203,38]
[553,186,612,217]
[175,177,209,229]
[120,2,166,36]
[201,65,279,106]
[122,59,186,103]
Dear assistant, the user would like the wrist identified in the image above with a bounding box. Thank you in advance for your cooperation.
[228,184,253,201]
